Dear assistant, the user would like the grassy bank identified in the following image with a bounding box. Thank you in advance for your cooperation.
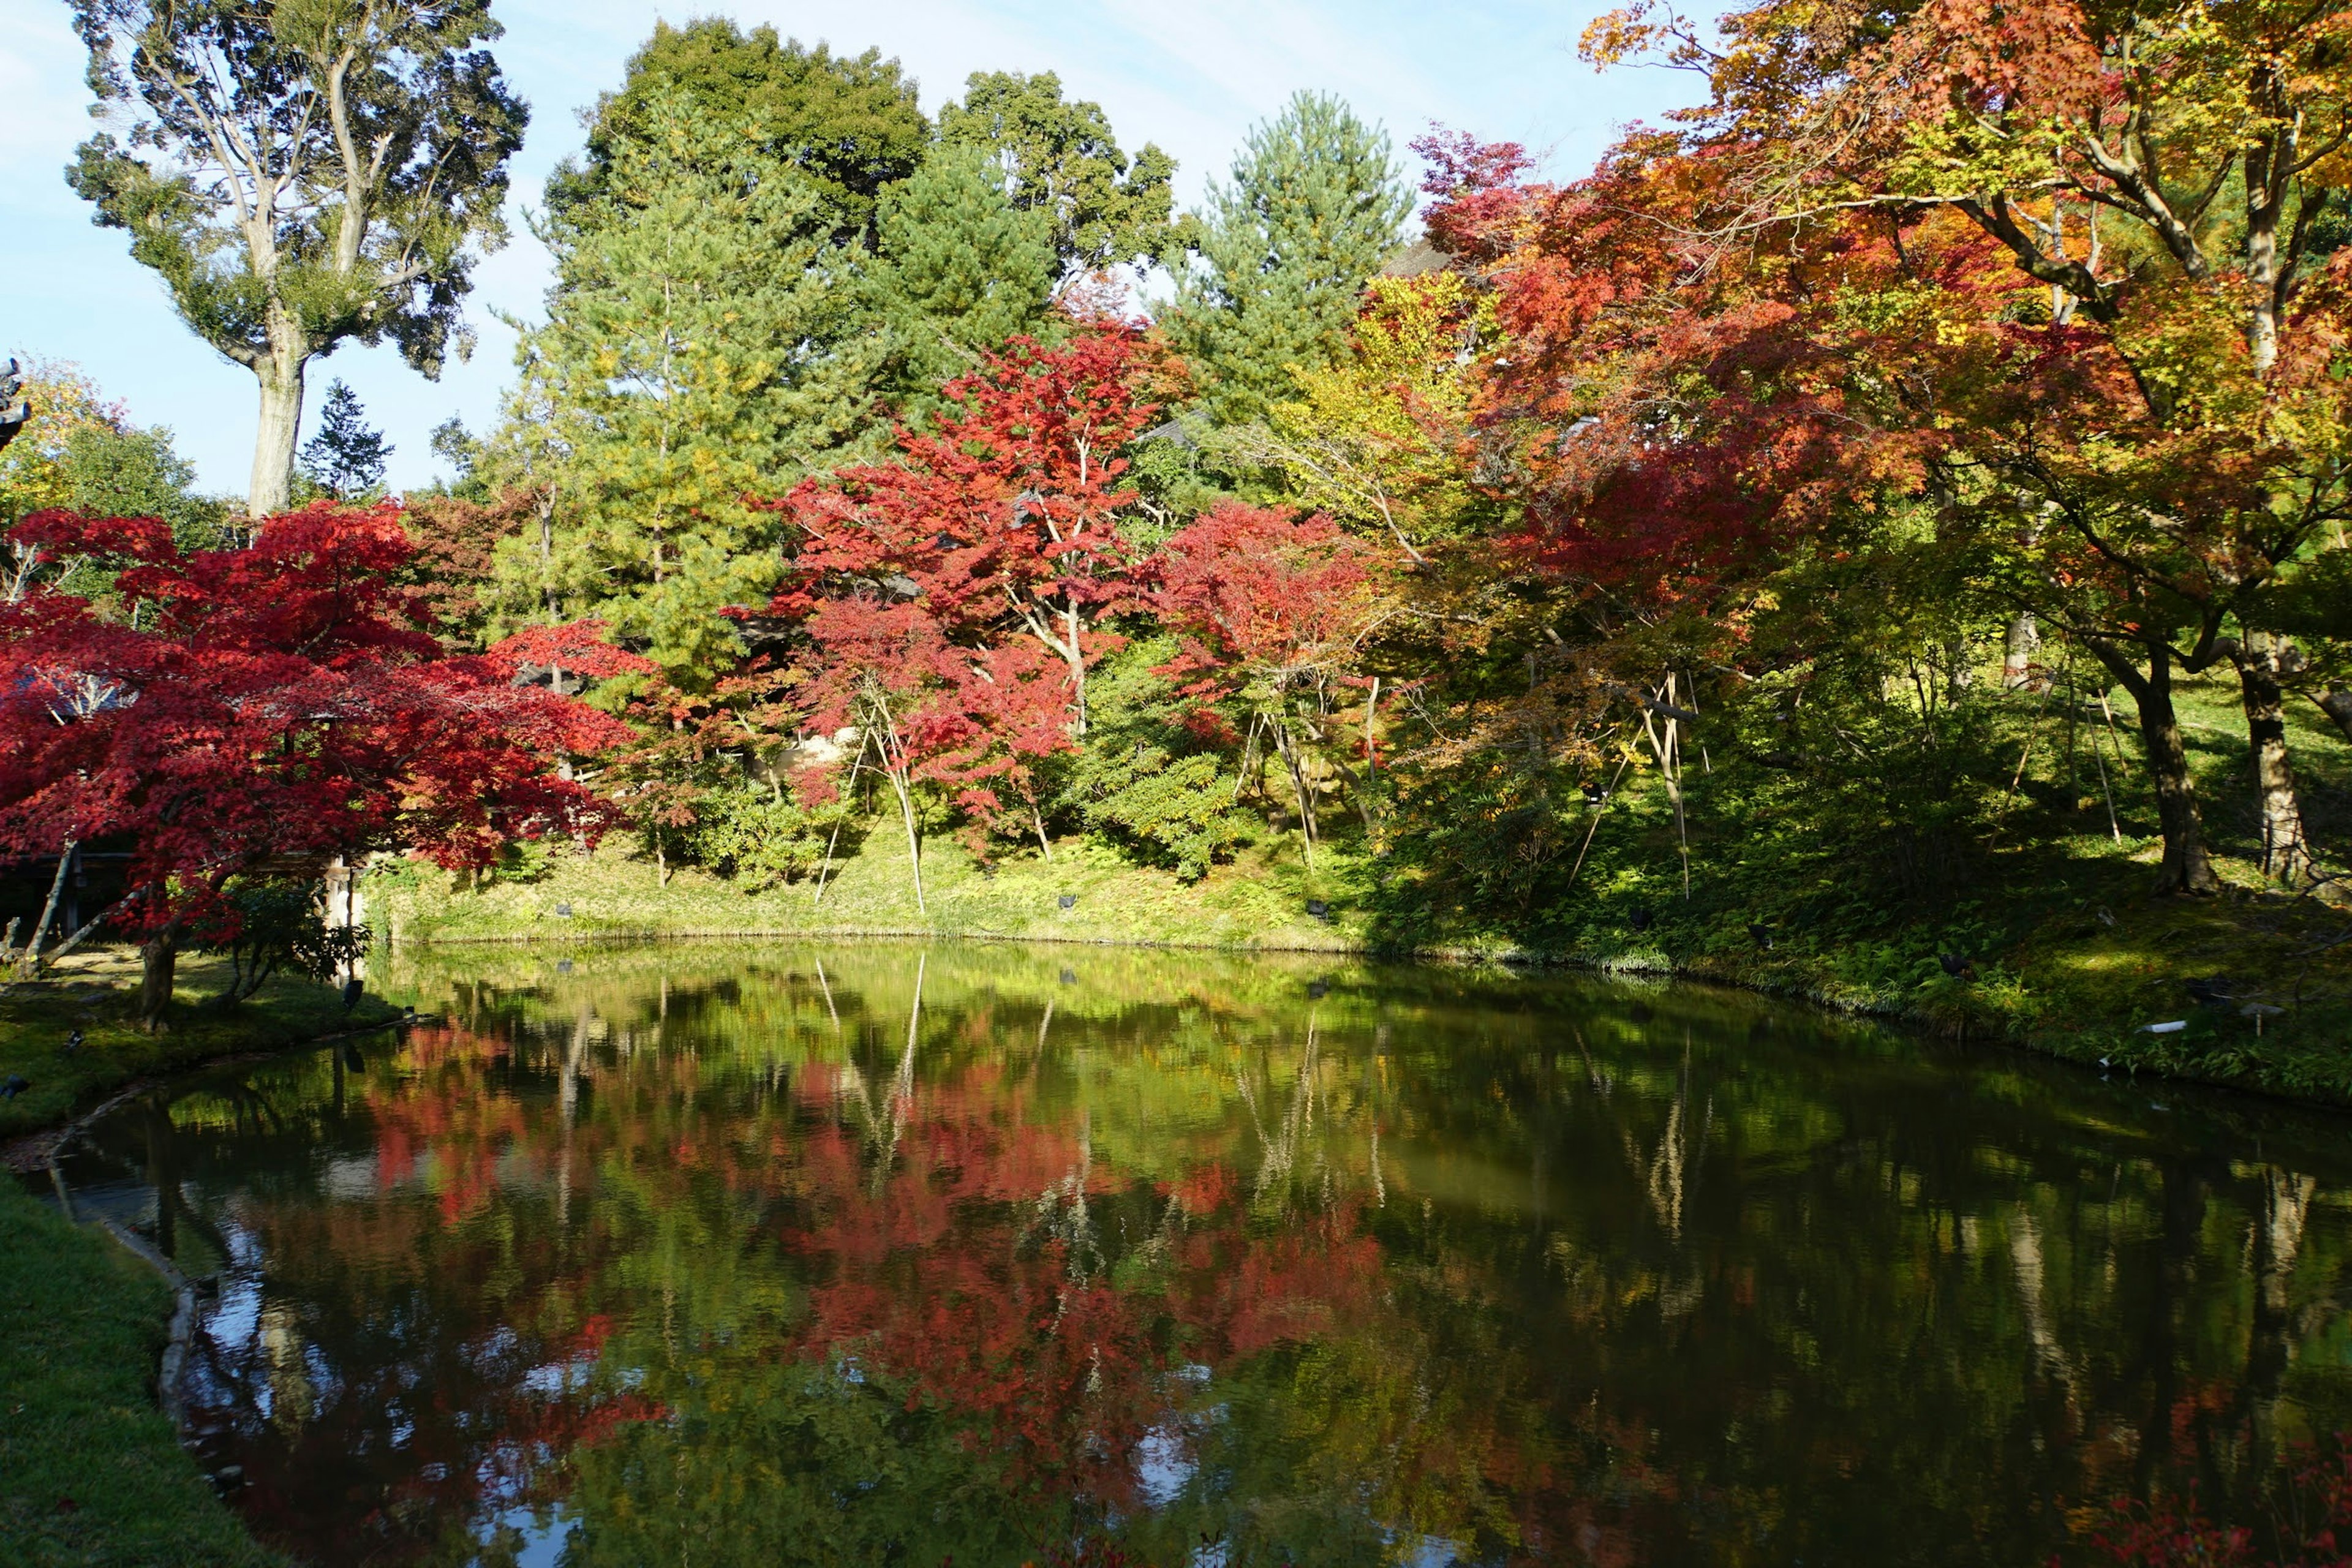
[378,794,2352,1107]
[1522,859,2352,1104]
[0,1180,285,1567]
[1,949,402,1143]
[1476,662,2352,1106]
[375,829,1365,952]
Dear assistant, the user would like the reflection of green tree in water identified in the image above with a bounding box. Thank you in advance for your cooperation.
[126,948,2352,1566]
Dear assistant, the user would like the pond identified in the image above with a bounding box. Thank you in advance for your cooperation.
[43,943,2352,1567]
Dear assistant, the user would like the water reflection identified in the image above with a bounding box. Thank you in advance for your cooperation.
[51,943,2352,1567]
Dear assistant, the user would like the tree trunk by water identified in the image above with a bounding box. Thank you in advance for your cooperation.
[2233,631,2321,891]
[2089,638,2219,894]
[138,929,181,1032]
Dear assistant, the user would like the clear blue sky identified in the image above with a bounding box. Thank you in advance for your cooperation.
[4,1,1695,497]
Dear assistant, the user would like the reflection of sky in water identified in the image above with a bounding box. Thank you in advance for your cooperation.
[318,1153,377,1199]
[484,1503,576,1568]
[1134,1422,1193,1507]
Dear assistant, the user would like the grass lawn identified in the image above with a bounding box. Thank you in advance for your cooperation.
[374,826,1369,952]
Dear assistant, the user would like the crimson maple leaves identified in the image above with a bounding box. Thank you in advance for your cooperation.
[0,328,1378,995]
[770,327,1370,892]
[0,503,636,1022]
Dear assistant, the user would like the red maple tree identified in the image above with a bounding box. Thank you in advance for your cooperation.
[0,503,635,1023]
[1148,501,1378,865]
[774,326,1172,735]
[768,326,1175,895]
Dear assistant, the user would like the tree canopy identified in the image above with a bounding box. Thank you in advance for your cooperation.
[555,18,929,241]
[66,0,527,514]
[1166,91,1412,424]
[937,70,1178,273]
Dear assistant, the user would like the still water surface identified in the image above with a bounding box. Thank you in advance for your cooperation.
[49,943,2352,1566]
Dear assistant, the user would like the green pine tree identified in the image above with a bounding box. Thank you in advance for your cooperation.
[872,141,1060,401]
[299,380,393,499]
[486,90,884,684]
[1166,92,1412,425]
[938,72,1177,273]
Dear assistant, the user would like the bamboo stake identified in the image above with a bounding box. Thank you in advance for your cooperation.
[1562,752,1637,897]
[2090,726,2124,842]
[811,732,873,907]
[15,840,77,978]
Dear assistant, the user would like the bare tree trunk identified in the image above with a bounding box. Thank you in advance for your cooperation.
[2002,612,2041,690]
[2089,639,2220,894]
[249,351,307,518]
[138,926,181,1032]
[2234,631,2322,891]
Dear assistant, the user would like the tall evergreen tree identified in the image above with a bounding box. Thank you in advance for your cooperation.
[487,91,881,684]
[300,380,393,499]
[66,0,526,516]
[872,143,1060,401]
[554,20,928,243]
[937,72,1177,274]
[1166,93,1412,425]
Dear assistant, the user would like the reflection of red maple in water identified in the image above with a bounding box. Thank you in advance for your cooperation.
[216,1026,1529,1558]
[367,1025,532,1223]
[334,1033,1393,1507]
[774,1059,1391,1508]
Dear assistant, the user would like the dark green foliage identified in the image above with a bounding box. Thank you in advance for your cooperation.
[199,880,370,1005]
[1167,92,1412,424]
[558,20,929,241]
[872,142,1058,401]
[937,70,1178,273]
[682,784,851,889]
[298,380,392,499]
[1056,642,1254,880]
[490,91,881,679]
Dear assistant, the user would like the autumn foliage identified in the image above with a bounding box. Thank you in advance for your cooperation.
[0,502,633,1017]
